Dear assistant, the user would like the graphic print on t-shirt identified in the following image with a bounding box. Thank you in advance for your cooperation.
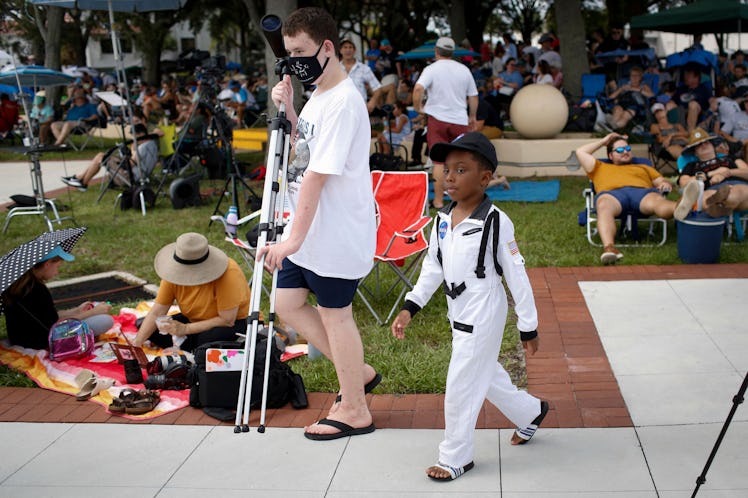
[288,116,315,183]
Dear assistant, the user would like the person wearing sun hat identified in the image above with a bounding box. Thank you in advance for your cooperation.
[2,246,113,351]
[133,233,250,352]
[678,127,748,218]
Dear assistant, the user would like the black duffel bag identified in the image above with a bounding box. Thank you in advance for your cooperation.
[189,335,306,412]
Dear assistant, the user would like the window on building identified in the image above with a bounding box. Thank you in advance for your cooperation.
[100,37,133,54]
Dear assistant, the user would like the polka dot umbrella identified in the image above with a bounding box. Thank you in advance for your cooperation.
[0,227,87,315]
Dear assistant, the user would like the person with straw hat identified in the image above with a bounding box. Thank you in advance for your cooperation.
[679,127,748,218]
[133,233,250,353]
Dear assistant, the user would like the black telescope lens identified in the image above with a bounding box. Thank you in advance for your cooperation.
[261,15,287,59]
[261,15,281,32]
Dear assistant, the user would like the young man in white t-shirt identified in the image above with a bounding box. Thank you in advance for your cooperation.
[258,6,378,440]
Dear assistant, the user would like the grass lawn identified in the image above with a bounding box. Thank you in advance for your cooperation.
[0,148,745,392]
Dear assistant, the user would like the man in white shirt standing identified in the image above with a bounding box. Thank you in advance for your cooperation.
[413,37,478,209]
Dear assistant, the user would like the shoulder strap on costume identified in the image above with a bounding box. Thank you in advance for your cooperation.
[476,209,502,278]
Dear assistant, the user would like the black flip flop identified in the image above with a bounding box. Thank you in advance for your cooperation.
[334,372,383,403]
[304,418,376,441]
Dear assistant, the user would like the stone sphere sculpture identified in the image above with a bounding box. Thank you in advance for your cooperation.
[509,84,569,139]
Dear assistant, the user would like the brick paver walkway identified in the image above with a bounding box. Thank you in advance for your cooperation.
[2,264,746,429]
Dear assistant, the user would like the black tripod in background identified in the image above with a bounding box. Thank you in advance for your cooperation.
[691,371,747,497]
[208,103,262,219]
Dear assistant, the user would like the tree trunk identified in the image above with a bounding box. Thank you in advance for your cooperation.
[554,0,587,98]
[44,7,64,110]
[446,0,467,46]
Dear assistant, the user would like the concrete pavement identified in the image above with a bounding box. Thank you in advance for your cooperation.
[0,278,745,497]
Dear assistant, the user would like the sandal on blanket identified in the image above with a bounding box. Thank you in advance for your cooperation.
[75,371,115,401]
[511,400,549,445]
[108,388,160,414]
[108,388,138,413]
[427,461,474,481]
[125,390,160,415]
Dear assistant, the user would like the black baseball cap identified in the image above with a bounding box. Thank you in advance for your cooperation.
[429,132,498,169]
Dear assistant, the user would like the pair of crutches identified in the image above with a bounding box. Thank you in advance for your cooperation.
[222,101,291,434]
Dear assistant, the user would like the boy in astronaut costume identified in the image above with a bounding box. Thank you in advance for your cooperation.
[392,132,548,481]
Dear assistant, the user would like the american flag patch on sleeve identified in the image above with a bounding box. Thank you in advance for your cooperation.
[507,239,520,257]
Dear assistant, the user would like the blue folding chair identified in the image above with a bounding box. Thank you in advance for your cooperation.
[581,73,606,103]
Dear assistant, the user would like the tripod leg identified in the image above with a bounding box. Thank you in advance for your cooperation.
[691,371,748,497]
[257,271,280,433]
[234,109,291,434]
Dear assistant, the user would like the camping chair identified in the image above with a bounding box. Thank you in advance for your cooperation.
[726,210,748,242]
[357,170,432,325]
[210,211,271,298]
[581,73,606,103]
[648,142,679,175]
[96,139,158,213]
[65,116,106,151]
[581,157,667,247]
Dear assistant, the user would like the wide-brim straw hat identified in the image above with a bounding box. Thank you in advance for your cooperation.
[154,232,228,286]
[683,127,717,153]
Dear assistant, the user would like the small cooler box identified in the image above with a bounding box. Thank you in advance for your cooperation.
[676,213,725,264]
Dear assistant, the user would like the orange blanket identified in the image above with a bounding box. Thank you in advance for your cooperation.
[0,326,190,420]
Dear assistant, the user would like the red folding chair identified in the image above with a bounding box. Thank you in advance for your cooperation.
[357,170,432,324]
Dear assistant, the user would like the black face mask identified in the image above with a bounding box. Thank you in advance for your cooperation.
[288,42,330,84]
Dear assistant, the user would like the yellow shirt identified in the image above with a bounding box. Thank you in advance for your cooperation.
[155,258,250,321]
[588,160,661,192]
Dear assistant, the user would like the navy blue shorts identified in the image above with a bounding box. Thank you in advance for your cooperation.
[597,187,658,216]
[277,258,359,308]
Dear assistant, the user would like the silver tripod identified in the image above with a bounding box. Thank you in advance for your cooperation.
[234,99,291,433]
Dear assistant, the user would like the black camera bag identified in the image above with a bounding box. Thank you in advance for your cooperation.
[189,337,306,411]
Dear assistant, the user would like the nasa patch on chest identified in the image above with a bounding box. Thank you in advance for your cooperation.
[439,220,448,239]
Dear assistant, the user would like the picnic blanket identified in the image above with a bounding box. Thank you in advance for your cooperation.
[0,304,190,420]
[429,179,560,203]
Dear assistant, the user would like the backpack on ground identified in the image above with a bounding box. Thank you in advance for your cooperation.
[189,333,307,415]
[48,318,94,362]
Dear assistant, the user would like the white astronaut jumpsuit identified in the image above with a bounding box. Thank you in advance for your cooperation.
[404,197,542,468]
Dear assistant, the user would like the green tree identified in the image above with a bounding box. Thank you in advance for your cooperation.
[555,0,587,97]
[501,0,547,44]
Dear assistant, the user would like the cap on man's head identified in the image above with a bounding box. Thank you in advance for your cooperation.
[436,37,456,51]
[380,39,391,46]
[228,79,240,88]
[539,33,555,44]
[73,90,86,99]
[340,38,355,48]
[429,132,498,169]
[651,102,665,113]
[40,245,75,263]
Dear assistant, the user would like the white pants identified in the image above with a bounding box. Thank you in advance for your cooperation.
[439,297,540,467]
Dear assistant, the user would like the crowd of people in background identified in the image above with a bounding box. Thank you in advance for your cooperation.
[6,24,748,185]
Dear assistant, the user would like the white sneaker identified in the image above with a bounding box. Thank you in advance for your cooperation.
[675,180,700,221]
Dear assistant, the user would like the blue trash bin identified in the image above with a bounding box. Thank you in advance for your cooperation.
[676,213,725,264]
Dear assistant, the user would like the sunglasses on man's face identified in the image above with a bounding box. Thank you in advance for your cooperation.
[613,145,632,153]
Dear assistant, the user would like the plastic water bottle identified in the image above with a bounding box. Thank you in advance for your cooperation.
[226,205,239,237]
[693,172,706,212]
